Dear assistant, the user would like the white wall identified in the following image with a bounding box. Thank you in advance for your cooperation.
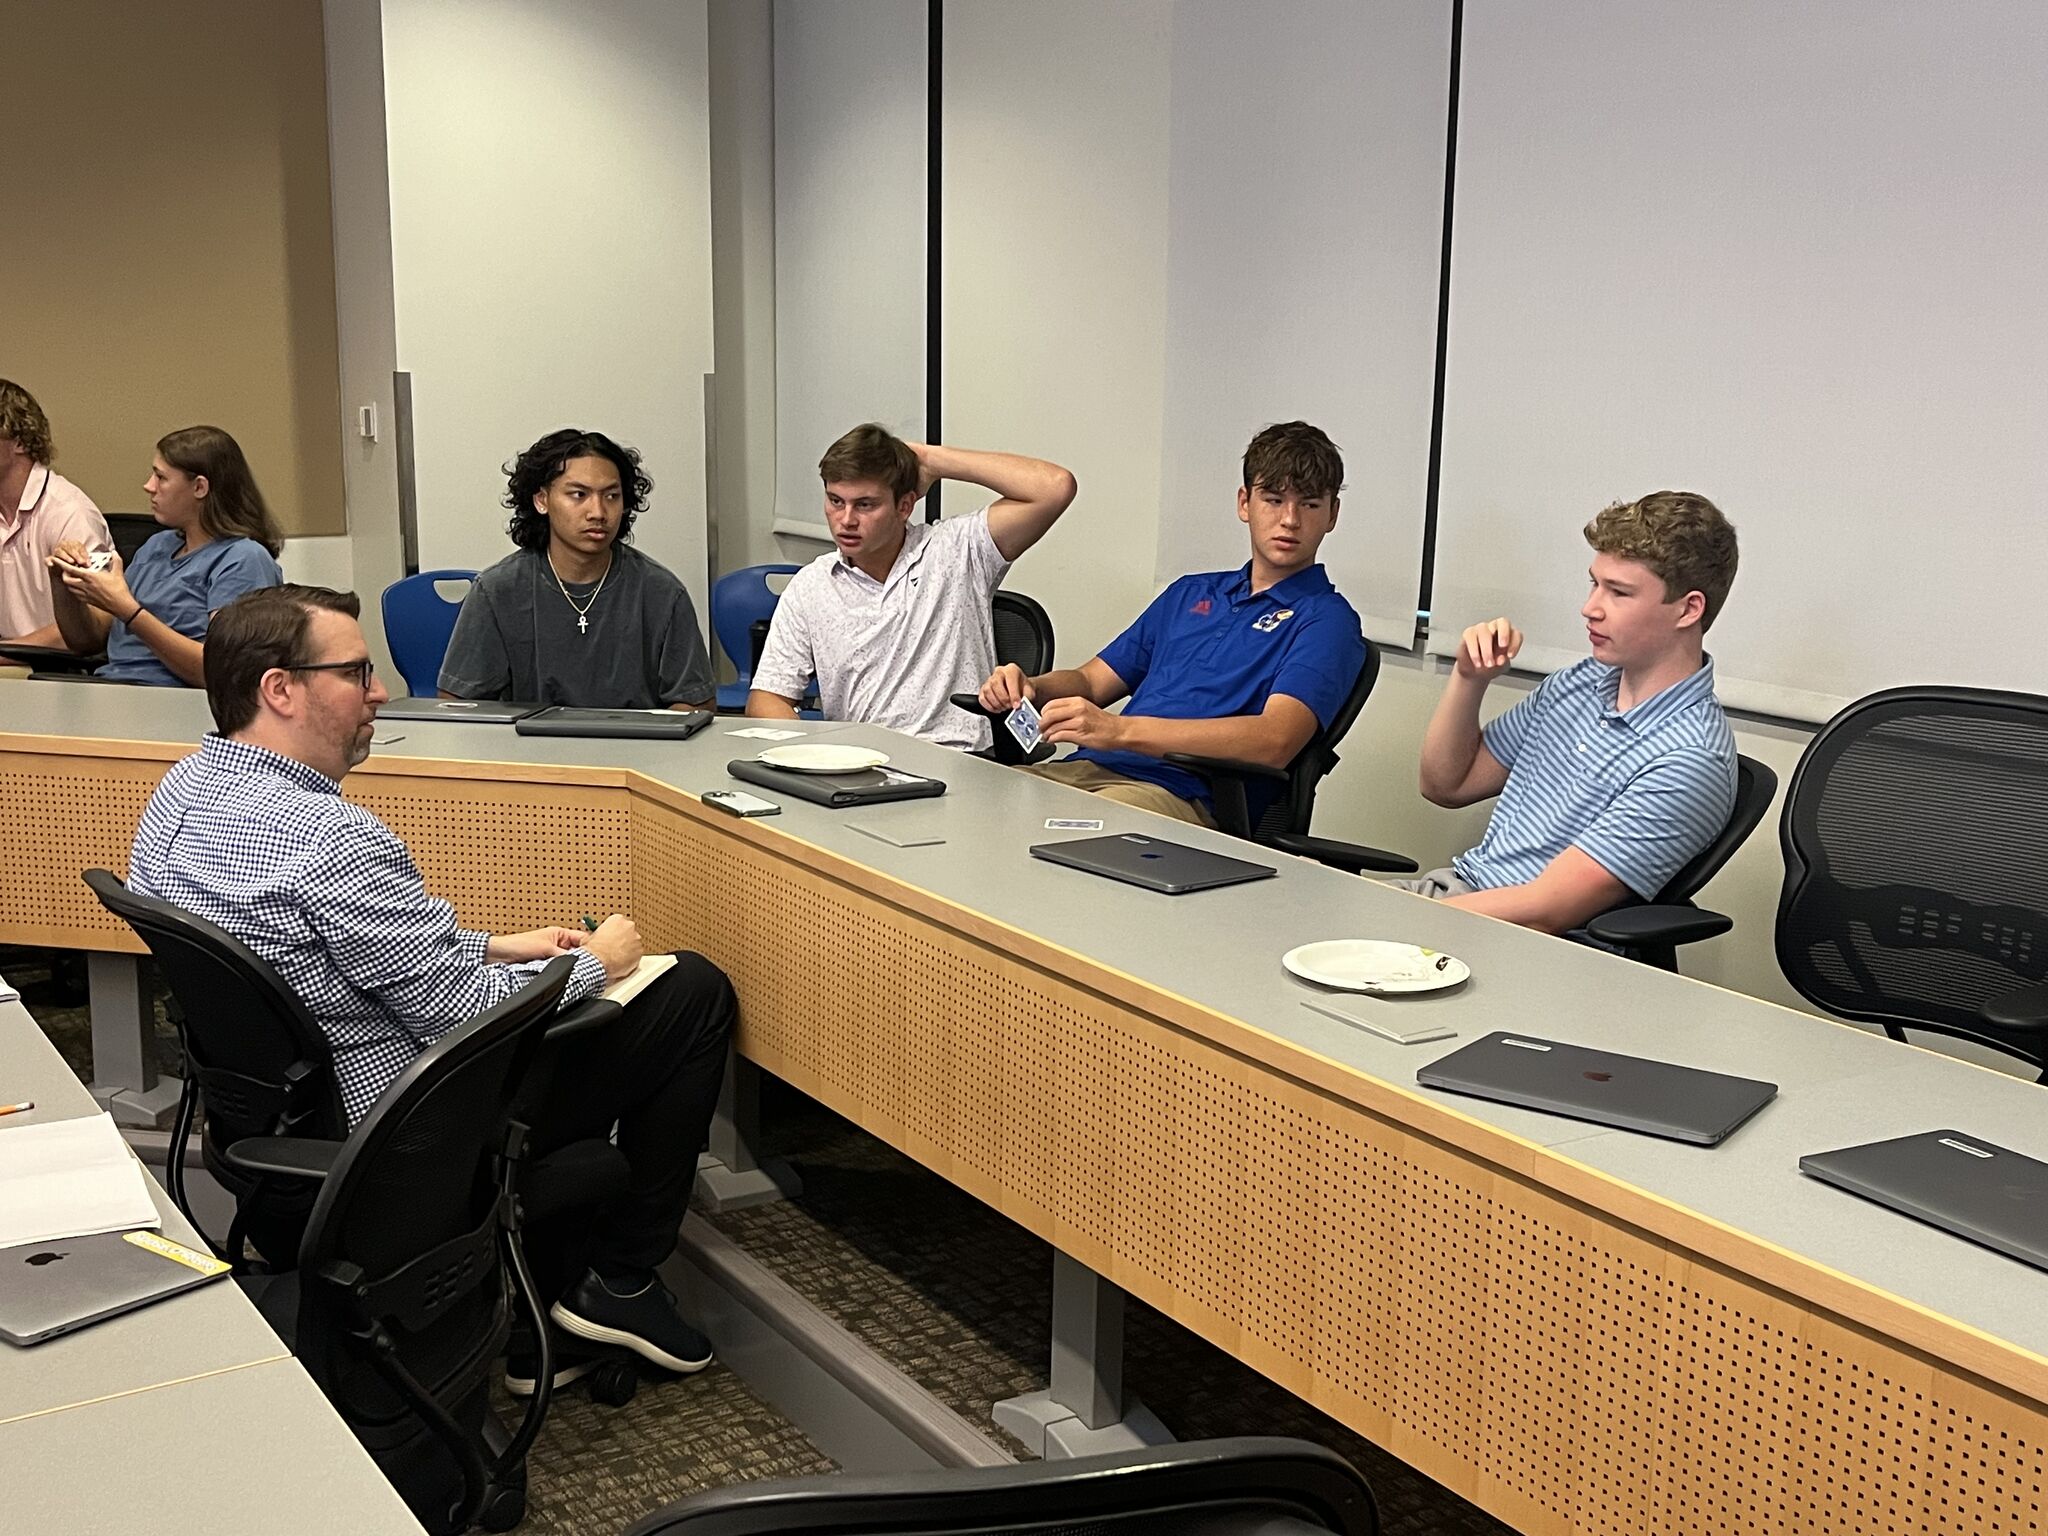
[942,0,1174,665]
[772,0,926,541]
[320,0,406,681]
[707,0,780,582]
[382,0,715,619]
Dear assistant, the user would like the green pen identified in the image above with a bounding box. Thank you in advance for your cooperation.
[580,914,599,933]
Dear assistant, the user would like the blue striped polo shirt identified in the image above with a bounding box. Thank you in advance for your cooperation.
[1453,656,1737,900]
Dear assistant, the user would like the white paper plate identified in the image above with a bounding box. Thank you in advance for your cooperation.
[1281,939,1470,994]
[757,743,891,774]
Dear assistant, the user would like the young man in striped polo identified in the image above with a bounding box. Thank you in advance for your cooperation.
[1401,492,1740,932]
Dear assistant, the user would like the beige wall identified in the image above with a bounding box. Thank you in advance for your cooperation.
[13,0,346,536]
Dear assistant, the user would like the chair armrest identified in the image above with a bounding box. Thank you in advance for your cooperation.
[1269,833,1419,875]
[948,692,1000,721]
[1981,982,2048,1033]
[1583,904,1733,949]
[221,1136,344,1182]
[546,997,622,1042]
[1162,751,1290,784]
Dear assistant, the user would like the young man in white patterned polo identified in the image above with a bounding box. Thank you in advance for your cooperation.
[1402,492,1740,933]
[746,424,1076,750]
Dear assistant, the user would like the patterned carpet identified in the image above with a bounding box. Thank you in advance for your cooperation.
[18,952,1514,1534]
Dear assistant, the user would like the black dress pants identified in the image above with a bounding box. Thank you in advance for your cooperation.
[529,951,736,1275]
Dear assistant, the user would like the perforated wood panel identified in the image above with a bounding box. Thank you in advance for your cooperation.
[631,793,2048,1536]
[345,775,632,935]
[0,751,164,948]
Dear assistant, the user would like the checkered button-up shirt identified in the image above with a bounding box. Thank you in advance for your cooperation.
[128,734,606,1126]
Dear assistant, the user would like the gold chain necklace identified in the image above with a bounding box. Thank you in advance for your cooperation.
[546,550,613,635]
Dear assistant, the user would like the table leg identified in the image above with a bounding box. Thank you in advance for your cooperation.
[993,1250,1175,1458]
[85,953,183,1129]
[694,1053,802,1211]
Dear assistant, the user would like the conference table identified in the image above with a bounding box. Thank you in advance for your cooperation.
[7,681,2048,1536]
[0,996,424,1532]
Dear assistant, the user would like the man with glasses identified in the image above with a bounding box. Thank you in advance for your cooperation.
[128,585,736,1389]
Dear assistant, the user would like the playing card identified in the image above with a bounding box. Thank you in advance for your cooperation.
[1005,696,1043,752]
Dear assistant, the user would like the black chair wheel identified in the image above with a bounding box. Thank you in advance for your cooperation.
[477,1481,527,1533]
[591,1360,638,1407]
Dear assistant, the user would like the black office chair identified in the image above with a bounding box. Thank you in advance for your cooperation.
[623,1437,1379,1536]
[105,510,160,568]
[948,589,1058,760]
[231,957,583,1534]
[992,588,1055,676]
[84,868,348,1267]
[1578,752,1780,969]
[1157,645,1409,870]
[1763,686,2048,1078]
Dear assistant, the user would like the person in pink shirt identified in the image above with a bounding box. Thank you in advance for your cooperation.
[0,381,112,649]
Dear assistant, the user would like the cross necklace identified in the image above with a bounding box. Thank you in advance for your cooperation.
[547,548,613,635]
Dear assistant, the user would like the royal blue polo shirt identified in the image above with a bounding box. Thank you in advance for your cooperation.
[1071,562,1367,814]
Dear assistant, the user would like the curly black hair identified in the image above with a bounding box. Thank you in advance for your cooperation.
[504,428,653,551]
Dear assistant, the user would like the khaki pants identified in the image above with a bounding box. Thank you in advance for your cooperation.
[1023,758,1216,828]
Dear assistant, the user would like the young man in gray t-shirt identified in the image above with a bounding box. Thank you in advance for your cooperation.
[439,429,714,709]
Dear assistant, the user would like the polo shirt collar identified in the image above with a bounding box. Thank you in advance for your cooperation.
[834,520,931,588]
[5,464,50,523]
[201,732,342,796]
[1231,561,1334,608]
[1599,654,1718,731]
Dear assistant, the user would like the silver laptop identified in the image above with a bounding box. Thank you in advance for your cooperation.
[375,697,541,724]
[1800,1129,2048,1272]
[0,1230,227,1346]
[1415,1032,1778,1145]
[516,707,714,740]
[1029,832,1277,895]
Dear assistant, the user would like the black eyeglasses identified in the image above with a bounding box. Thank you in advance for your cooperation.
[287,658,377,690]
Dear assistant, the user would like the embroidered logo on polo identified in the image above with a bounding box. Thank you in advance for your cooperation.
[1190,598,1212,615]
[1251,608,1295,633]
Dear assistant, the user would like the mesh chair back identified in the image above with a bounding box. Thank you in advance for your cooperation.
[625,1436,1377,1535]
[992,589,1055,676]
[1777,687,2048,1065]
[293,958,573,1441]
[104,512,159,569]
[380,570,477,697]
[1251,643,1380,842]
[82,869,345,1169]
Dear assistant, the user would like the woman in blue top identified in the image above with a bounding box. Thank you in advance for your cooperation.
[48,426,284,686]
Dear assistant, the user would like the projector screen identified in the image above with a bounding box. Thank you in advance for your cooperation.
[1431,1,2048,720]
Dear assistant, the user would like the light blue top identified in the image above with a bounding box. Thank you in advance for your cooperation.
[1454,655,1737,900]
[98,530,283,686]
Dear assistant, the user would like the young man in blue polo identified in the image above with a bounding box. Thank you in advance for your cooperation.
[1404,491,1740,932]
[976,421,1366,826]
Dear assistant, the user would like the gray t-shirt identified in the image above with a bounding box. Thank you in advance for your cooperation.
[438,544,714,708]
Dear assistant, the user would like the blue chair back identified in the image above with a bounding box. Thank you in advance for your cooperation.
[711,563,801,710]
[381,570,477,697]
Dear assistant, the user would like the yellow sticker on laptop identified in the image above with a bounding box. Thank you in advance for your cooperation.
[123,1229,231,1277]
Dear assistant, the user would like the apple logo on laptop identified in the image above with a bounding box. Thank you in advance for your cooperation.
[1583,1071,1613,1083]
[24,1250,67,1266]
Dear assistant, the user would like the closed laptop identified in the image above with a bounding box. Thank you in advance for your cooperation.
[517,707,714,740]
[0,1229,228,1346]
[375,697,541,724]
[1800,1129,2048,1272]
[1416,1031,1778,1145]
[1029,832,1277,896]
